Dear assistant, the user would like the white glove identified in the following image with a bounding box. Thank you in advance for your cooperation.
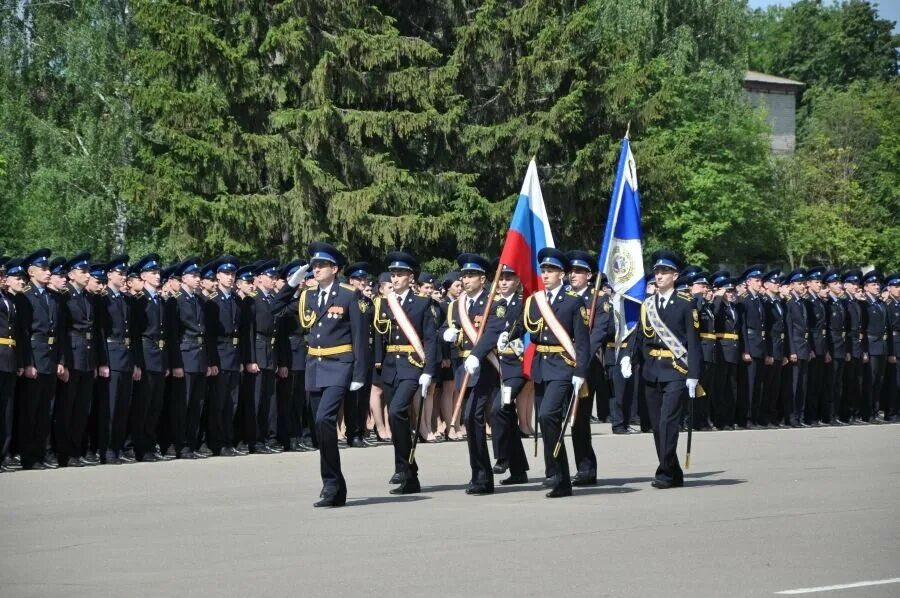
[442,327,459,343]
[572,376,585,395]
[510,339,525,357]
[496,331,510,352]
[686,378,699,398]
[620,356,632,379]
[418,373,432,397]
[464,354,480,375]
[349,381,364,392]
[287,263,310,288]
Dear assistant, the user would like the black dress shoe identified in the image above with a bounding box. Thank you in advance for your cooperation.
[140,452,161,462]
[178,452,199,460]
[465,485,494,495]
[612,428,630,434]
[390,478,421,495]
[388,473,401,485]
[492,460,509,475]
[220,447,238,457]
[297,442,315,452]
[351,437,365,448]
[44,453,59,467]
[546,485,573,498]
[499,473,529,485]
[65,457,84,468]
[541,476,557,488]
[572,472,597,487]
[314,492,347,508]
[192,451,209,459]
[42,459,58,469]
[25,461,48,470]
[651,479,674,489]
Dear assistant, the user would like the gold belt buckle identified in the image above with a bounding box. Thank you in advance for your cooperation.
[158,340,166,350]
[124,338,131,347]
[48,336,55,345]
[271,337,276,347]
[232,337,239,346]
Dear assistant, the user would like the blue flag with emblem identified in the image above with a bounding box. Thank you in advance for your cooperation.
[598,137,645,342]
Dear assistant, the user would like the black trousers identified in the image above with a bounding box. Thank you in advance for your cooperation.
[644,378,685,485]
[131,370,165,458]
[245,369,275,449]
[490,377,528,475]
[788,359,808,425]
[171,372,206,456]
[0,371,15,459]
[739,356,763,426]
[607,364,635,432]
[762,361,783,425]
[863,355,886,420]
[824,358,844,422]
[343,382,370,442]
[588,357,608,421]
[310,385,347,494]
[286,370,312,444]
[18,373,54,468]
[571,389,597,475]
[693,361,715,428]
[714,361,737,428]
[464,368,497,488]
[209,370,240,453]
[384,378,419,479]
[97,371,132,456]
[55,369,94,462]
[843,357,862,420]
[536,379,573,491]
[805,355,826,423]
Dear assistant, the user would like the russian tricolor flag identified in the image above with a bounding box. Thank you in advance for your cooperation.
[498,159,555,297]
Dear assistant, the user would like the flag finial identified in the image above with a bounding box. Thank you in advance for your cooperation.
[624,121,631,140]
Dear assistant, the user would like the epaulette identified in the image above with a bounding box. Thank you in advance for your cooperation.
[248,291,258,298]
[678,291,691,301]
[171,291,182,298]
[339,282,356,292]
[23,285,32,292]
[100,289,109,296]
[208,292,218,299]
[566,290,579,297]
[58,287,69,295]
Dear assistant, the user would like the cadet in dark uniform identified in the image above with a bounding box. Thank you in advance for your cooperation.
[688,271,716,430]
[490,263,531,484]
[737,265,767,429]
[784,270,811,427]
[861,270,890,422]
[762,270,787,427]
[130,255,169,463]
[56,252,98,467]
[823,270,847,425]
[168,257,211,459]
[95,256,139,463]
[604,282,638,434]
[371,252,438,494]
[564,250,602,485]
[885,273,900,422]
[804,267,829,425]
[624,250,700,489]
[204,256,243,457]
[15,249,63,470]
[343,261,374,448]
[0,258,22,472]
[712,274,740,430]
[292,242,369,507]
[519,248,590,498]
[439,253,505,495]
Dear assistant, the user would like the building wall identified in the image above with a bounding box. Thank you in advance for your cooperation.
[744,89,797,154]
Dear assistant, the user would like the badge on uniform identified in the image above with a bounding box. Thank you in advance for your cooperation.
[328,306,344,319]
[358,300,368,313]
[496,305,506,319]
[693,310,699,329]
[580,306,589,326]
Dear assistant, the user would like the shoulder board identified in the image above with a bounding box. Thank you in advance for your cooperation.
[248,291,258,298]
[678,292,691,301]
[23,285,32,292]
[566,290,579,297]
[494,293,502,301]
[208,292,218,299]
[100,289,108,296]
[339,283,356,292]
[58,287,69,295]
[172,291,182,298]
[135,291,145,299]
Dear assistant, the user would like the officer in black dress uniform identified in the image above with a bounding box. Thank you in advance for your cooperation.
[784,269,811,427]
[711,273,740,430]
[95,255,139,463]
[624,250,701,489]
[737,265,767,428]
[439,253,505,495]
[885,273,900,422]
[822,270,848,425]
[15,249,63,470]
[861,270,890,422]
[0,257,22,472]
[804,267,829,425]
[761,270,787,427]
[129,254,170,462]
[564,250,603,485]
[372,251,438,494]
[290,242,368,507]
[518,248,590,497]
[343,261,374,448]
[490,262,530,484]
[204,256,244,456]
[56,252,98,467]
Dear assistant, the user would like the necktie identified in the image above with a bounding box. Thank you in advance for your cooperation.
[658,296,665,311]
[319,290,327,309]
[546,291,552,303]
[467,297,474,312]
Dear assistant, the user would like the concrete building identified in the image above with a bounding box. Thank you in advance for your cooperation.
[743,70,804,154]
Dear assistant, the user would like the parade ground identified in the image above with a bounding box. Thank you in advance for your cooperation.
[2,423,898,598]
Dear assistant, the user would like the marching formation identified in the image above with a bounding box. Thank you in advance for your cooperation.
[0,245,898,507]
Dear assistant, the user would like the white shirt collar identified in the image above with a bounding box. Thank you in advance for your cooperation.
[319,282,333,297]
[657,288,675,303]
[546,285,563,303]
